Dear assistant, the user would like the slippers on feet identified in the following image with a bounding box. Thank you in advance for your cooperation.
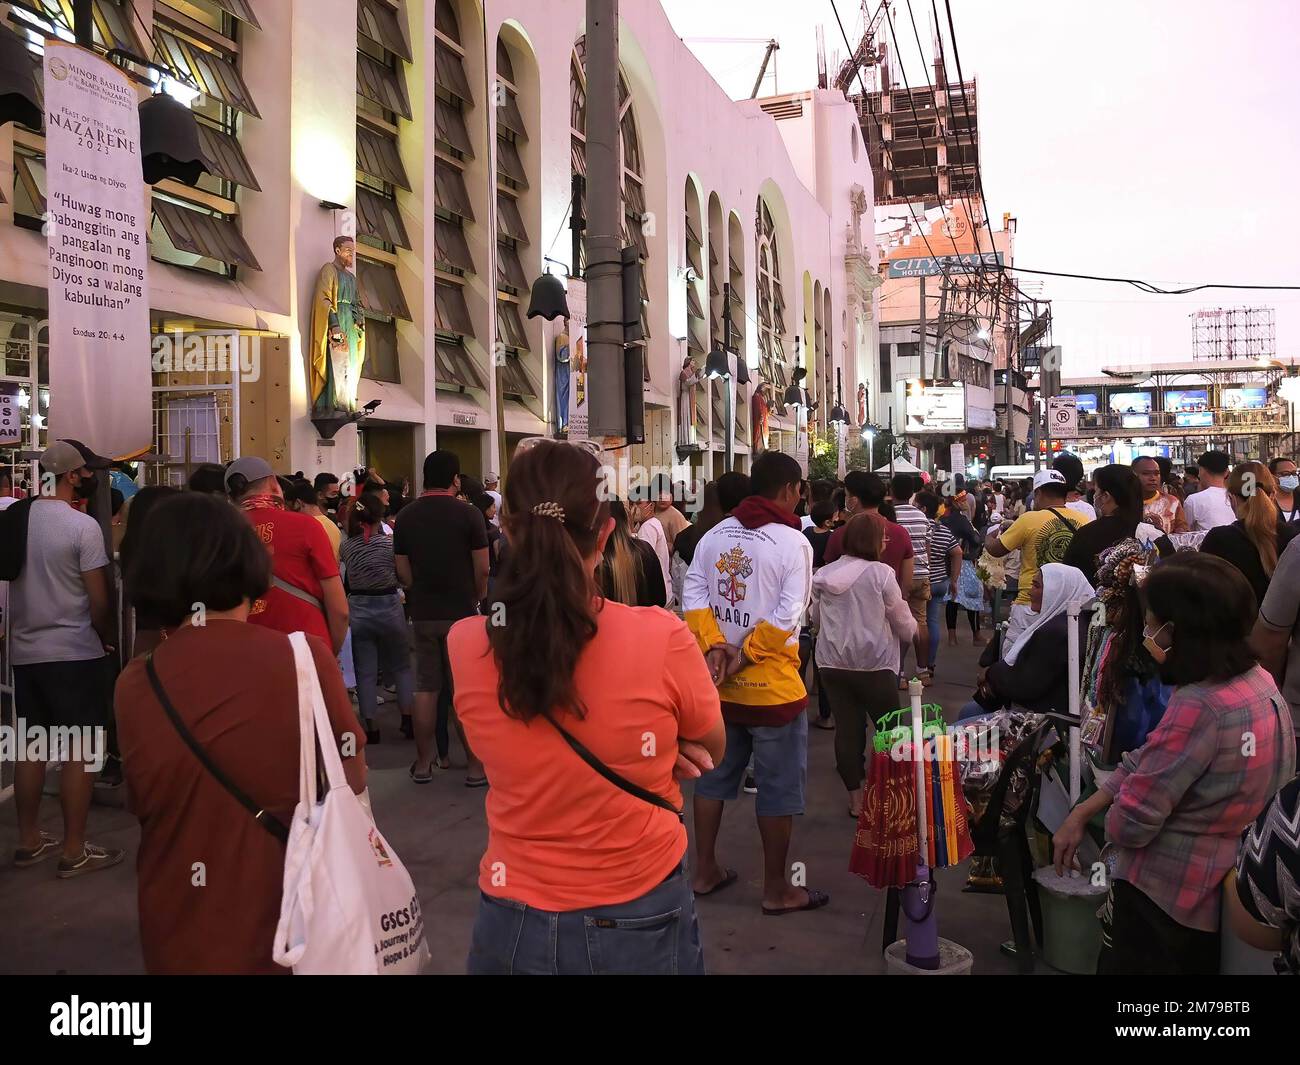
[409,761,434,784]
[762,888,830,916]
[693,868,739,897]
[464,775,489,788]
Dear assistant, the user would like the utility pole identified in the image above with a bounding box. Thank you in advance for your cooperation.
[917,274,926,379]
[933,273,949,380]
[584,0,626,439]
[1003,278,1015,468]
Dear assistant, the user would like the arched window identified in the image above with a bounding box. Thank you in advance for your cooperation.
[570,39,649,341]
[755,198,787,391]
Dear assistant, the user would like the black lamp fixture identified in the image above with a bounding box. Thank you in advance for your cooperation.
[0,23,41,130]
[139,91,208,186]
[734,358,751,386]
[704,345,730,380]
[526,256,570,321]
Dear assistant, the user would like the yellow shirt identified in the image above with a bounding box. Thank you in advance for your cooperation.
[315,513,342,559]
[998,506,1090,603]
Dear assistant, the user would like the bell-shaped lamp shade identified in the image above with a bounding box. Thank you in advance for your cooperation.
[140,93,208,186]
[526,272,569,320]
[783,384,803,407]
[0,26,42,131]
[704,346,730,380]
[829,403,849,424]
[734,359,751,386]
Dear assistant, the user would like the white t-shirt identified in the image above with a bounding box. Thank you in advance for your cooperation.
[486,489,502,526]
[636,515,673,608]
[1065,498,1097,521]
[8,499,109,664]
[1182,484,1235,532]
[800,514,815,531]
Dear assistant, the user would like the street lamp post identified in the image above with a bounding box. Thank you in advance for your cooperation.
[863,427,876,472]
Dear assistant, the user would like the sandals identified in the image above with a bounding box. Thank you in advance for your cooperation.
[464,775,488,788]
[694,868,739,897]
[409,761,434,784]
[762,888,831,917]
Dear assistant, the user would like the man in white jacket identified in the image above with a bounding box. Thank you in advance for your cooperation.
[683,452,828,916]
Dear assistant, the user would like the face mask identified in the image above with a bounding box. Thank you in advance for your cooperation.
[1143,621,1172,664]
[1280,475,1299,493]
[74,472,99,500]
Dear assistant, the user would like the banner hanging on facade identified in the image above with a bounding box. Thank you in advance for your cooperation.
[44,42,152,459]
[0,383,21,447]
[563,278,589,441]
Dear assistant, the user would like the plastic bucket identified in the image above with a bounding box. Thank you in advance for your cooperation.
[1032,868,1106,974]
[884,938,973,975]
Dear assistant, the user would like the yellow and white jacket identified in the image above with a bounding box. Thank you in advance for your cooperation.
[682,511,812,725]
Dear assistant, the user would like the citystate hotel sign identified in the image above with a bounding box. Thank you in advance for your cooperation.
[887,252,1003,279]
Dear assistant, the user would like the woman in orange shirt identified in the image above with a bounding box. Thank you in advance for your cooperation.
[449,439,725,975]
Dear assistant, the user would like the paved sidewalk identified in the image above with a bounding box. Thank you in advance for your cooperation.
[0,630,1026,974]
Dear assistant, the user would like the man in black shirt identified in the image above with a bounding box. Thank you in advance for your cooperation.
[395,450,489,785]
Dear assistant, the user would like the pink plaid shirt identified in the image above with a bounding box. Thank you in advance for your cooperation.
[1102,664,1296,931]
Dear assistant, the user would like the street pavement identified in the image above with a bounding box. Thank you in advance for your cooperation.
[0,629,1028,974]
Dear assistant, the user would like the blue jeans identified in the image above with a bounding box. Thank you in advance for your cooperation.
[466,867,705,974]
[925,590,947,670]
[348,593,414,723]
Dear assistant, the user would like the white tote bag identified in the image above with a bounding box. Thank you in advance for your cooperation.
[272,632,429,975]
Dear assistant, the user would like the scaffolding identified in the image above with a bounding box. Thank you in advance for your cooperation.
[1191,306,1276,362]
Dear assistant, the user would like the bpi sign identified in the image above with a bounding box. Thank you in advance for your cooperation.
[1048,396,1077,438]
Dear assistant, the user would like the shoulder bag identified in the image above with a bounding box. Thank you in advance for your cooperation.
[541,712,685,822]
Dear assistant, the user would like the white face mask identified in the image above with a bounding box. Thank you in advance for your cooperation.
[1143,621,1172,664]
[1279,474,1299,493]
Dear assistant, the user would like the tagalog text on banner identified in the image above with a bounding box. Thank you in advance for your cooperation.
[44,41,152,460]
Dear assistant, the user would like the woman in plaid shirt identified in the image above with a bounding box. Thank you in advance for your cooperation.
[1055,553,1296,974]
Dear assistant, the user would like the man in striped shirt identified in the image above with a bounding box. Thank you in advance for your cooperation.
[890,473,932,685]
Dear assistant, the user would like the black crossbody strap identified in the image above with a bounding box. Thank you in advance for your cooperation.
[145,652,289,844]
[541,713,685,822]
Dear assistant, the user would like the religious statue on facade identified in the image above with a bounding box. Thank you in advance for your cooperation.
[856,382,868,427]
[677,355,702,445]
[554,320,571,431]
[752,381,772,452]
[309,236,366,414]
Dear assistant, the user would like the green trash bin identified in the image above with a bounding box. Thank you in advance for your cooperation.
[1032,868,1107,974]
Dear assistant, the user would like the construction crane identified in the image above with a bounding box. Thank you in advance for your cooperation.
[832,0,890,94]
[682,36,781,98]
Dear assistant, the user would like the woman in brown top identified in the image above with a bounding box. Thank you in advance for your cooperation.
[116,493,366,974]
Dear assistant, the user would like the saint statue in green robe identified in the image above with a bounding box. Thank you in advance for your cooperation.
[310,235,366,414]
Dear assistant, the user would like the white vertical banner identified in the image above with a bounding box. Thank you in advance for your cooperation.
[44,42,152,459]
[565,278,589,442]
[949,442,965,475]
[836,419,847,480]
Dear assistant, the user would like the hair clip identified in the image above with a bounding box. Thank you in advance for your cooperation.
[532,501,565,522]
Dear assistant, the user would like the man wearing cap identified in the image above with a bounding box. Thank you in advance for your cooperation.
[10,440,123,878]
[225,457,348,653]
[483,471,502,527]
[984,468,1091,651]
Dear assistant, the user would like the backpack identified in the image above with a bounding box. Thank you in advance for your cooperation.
[1037,507,1078,565]
[0,496,36,581]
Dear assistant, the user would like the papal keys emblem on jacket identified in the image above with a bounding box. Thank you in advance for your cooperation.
[715,547,753,606]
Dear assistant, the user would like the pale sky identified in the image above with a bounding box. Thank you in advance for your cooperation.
[660,0,1300,376]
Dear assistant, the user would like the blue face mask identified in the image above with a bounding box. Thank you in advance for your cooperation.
[1280,475,1299,493]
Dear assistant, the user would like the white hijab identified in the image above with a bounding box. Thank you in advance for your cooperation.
[1004,562,1095,665]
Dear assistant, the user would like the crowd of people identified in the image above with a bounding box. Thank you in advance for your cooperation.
[7,435,1300,976]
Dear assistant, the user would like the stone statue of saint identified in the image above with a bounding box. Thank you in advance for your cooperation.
[310,235,366,414]
[752,382,771,452]
[856,382,868,427]
[677,355,702,445]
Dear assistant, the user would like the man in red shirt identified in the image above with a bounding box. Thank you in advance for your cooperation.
[823,471,915,591]
[226,457,348,652]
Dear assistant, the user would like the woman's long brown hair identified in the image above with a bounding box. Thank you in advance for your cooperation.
[599,499,639,605]
[487,441,609,721]
[1228,461,1279,575]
